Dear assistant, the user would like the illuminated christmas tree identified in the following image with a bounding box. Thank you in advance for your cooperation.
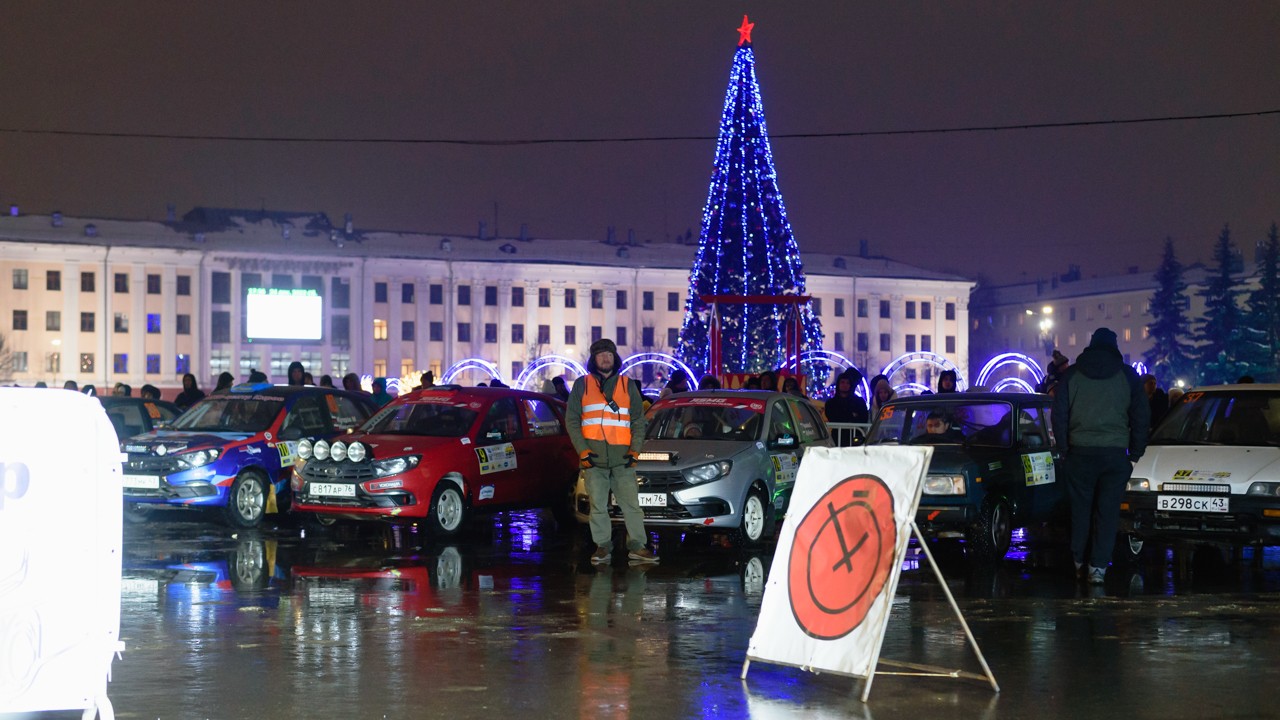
[677,16,824,379]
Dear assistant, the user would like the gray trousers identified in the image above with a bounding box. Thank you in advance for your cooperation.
[584,463,647,551]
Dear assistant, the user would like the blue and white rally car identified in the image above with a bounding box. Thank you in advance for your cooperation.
[121,383,376,527]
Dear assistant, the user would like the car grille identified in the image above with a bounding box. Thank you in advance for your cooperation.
[125,456,182,473]
[637,471,687,491]
[301,460,378,482]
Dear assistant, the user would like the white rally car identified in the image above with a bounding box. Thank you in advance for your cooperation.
[1121,384,1280,555]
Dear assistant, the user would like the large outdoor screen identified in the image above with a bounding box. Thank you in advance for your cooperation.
[245,288,322,341]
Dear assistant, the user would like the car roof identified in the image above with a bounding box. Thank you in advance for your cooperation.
[397,385,565,405]
[1186,384,1280,393]
[225,383,362,398]
[884,392,1049,404]
[661,389,807,402]
[97,396,180,411]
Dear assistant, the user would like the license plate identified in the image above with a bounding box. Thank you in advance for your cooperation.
[122,474,160,489]
[638,492,666,508]
[1158,494,1229,513]
[310,482,356,498]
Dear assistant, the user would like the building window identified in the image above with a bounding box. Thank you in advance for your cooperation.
[374,282,388,303]
[668,292,680,312]
[857,299,868,318]
[429,284,444,305]
[457,323,471,343]
[511,286,524,307]
[616,291,628,310]
[402,321,415,342]
[1068,307,1076,322]
[1123,328,1132,342]
[642,291,654,311]
[13,269,28,290]
[879,333,891,352]
[329,353,350,377]
[176,314,190,335]
[668,328,679,347]
[211,311,229,343]
[401,359,415,378]
[565,326,577,345]
[114,273,128,293]
[114,313,128,333]
[80,353,94,373]
[271,274,293,290]
[812,298,822,316]
[835,298,845,317]
[458,285,471,306]
[565,288,577,308]
[176,354,190,375]
[905,335,916,352]
[46,311,60,331]
[429,322,443,342]
[537,325,551,344]
[47,270,61,291]
[591,326,602,343]
[591,290,603,309]
[81,272,95,292]
[13,310,27,331]
[511,324,524,344]
[80,312,95,332]
[905,301,916,319]
[946,302,956,321]
[834,332,845,351]
[511,361,523,378]
[485,286,498,306]
[402,283,415,304]
[13,351,27,372]
[538,288,551,307]
[331,316,350,346]
[641,327,654,347]
[921,335,932,352]
[373,359,387,377]
[113,354,128,374]
[212,272,231,304]
[147,314,161,334]
[921,302,931,320]
[373,319,388,341]
[1123,303,1132,318]
[176,275,191,296]
[945,336,956,354]
[209,349,230,376]
[857,332,869,352]
[880,300,890,319]
[45,352,60,374]
[146,354,161,374]
[484,323,498,343]
[616,327,628,345]
[147,274,161,295]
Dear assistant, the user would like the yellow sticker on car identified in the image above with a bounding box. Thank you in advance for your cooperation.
[476,443,516,475]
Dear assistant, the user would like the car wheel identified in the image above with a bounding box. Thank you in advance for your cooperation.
[224,471,268,529]
[1114,532,1144,565]
[431,546,465,589]
[228,539,268,591]
[427,482,467,537]
[966,497,1012,562]
[737,488,772,547]
[123,502,153,525]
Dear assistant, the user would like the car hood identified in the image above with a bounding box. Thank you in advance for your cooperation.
[347,433,468,456]
[636,439,758,471]
[124,430,255,454]
[1134,446,1280,491]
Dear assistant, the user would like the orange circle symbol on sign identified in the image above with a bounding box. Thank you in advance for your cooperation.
[788,474,897,640]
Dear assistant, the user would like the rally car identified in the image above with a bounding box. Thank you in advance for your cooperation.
[1120,384,1280,556]
[290,386,579,536]
[98,396,182,442]
[120,383,376,527]
[573,390,833,545]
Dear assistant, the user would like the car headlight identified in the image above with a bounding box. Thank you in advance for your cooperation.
[347,441,367,463]
[297,439,313,460]
[683,460,732,485]
[923,474,966,495]
[176,448,220,469]
[1126,478,1151,492]
[1247,482,1280,497]
[373,455,420,478]
[331,441,348,462]
[313,440,331,460]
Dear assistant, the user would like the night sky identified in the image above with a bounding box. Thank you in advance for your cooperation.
[0,3,1276,285]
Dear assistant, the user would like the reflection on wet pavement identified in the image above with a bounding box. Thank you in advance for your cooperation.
[103,511,1280,718]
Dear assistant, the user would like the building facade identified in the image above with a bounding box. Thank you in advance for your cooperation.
[0,209,974,392]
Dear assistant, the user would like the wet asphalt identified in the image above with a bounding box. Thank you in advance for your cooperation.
[25,511,1280,719]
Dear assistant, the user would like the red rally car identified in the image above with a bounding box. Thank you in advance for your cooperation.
[290,385,579,536]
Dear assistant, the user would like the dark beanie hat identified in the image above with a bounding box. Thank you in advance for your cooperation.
[589,338,618,357]
[1089,327,1119,351]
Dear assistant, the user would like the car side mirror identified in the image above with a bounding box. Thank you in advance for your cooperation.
[280,427,304,441]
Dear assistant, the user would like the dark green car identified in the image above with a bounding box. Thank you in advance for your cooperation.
[865,392,1066,561]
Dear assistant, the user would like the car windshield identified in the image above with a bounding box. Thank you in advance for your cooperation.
[170,397,283,433]
[646,398,764,441]
[1152,390,1280,446]
[362,400,479,437]
[867,401,1015,448]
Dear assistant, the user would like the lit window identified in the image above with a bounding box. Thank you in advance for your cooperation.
[373,319,388,340]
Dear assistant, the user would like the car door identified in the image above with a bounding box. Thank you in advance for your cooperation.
[520,396,576,503]
[277,394,334,480]
[766,398,802,511]
[1014,402,1063,522]
[471,396,528,506]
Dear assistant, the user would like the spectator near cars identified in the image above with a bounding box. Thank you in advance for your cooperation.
[823,368,868,424]
[174,373,206,410]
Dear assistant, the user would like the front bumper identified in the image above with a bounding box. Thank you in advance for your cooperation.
[914,500,976,539]
[1122,491,1280,542]
[121,464,228,506]
[291,462,424,519]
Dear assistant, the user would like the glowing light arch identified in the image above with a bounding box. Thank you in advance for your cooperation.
[880,352,966,392]
[441,358,504,386]
[1131,361,1150,376]
[992,377,1038,394]
[892,382,933,398]
[514,355,587,392]
[619,352,699,389]
[976,353,1045,388]
[786,350,870,400]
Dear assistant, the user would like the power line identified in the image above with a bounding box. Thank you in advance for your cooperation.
[0,109,1276,147]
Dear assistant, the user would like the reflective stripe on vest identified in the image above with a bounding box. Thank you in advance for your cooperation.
[581,375,632,445]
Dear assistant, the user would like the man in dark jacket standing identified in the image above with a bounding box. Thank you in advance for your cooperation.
[1052,328,1150,585]
[566,338,656,564]
[823,368,869,424]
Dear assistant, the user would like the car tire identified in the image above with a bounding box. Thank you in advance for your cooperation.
[737,487,773,547]
[427,482,467,537]
[123,502,153,525]
[227,539,269,591]
[224,470,268,529]
[301,512,340,535]
[966,496,1012,562]
[1114,532,1144,565]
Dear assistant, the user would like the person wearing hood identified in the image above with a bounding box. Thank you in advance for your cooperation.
[937,370,959,394]
[1052,327,1150,585]
[824,368,869,424]
[869,374,895,418]
[566,338,657,564]
[211,372,235,395]
[287,361,306,386]
[174,373,205,410]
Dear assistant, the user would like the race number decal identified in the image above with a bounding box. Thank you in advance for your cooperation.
[277,442,296,467]
[1022,451,1055,486]
[475,443,517,475]
[771,453,800,486]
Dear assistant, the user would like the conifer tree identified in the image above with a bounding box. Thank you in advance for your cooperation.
[1241,222,1280,381]
[1194,225,1250,384]
[1143,238,1195,388]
